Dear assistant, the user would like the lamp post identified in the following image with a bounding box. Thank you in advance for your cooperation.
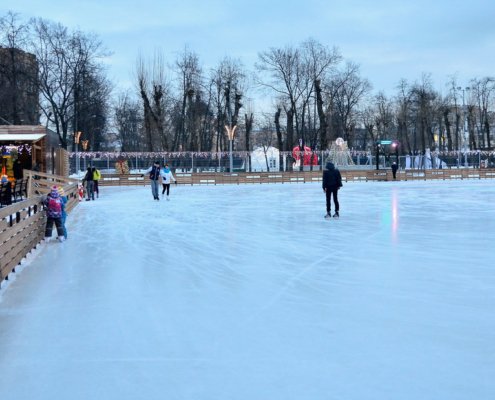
[392,140,399,164]
[74,131,82,175]
[457,86,470,152]
[225,125,237,173]
[375,142,380,170]
[81,140,89,171]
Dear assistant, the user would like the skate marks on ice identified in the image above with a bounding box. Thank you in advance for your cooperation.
[1,181,495,400]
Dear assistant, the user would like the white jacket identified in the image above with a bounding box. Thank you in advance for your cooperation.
[160,169,176,184]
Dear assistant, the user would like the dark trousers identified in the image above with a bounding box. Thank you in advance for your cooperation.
[325,188,339,213]
[86,181,95,200]
[162,184,170,195]
[94,180,99,196]
[45,217,64,237]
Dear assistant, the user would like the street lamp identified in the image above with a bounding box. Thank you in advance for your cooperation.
[457,86,470,152]
[74,131,82,175]
[225,124,237,173]
[391,140,399,164]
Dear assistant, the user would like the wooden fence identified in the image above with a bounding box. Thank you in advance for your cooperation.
[0,171,79,287]
[97,168,495,186]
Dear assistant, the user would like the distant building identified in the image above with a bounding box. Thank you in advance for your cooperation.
[0,47,39,126]
[250,146,280,172]
[0,125,61,176]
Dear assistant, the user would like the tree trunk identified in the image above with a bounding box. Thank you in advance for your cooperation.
[274,108,283,171]
[245,112,253,171]
[315,79,328,151]
[286,108,294,170]
[443,109,452,151]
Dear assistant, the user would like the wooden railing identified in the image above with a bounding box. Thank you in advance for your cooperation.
[97,168,495,186]
[0,172,79,287]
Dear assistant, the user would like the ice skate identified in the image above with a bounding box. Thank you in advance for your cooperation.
[58,236,65,243]
[324,213,331,219]
[166,196,170,201]
[333,211,339,218]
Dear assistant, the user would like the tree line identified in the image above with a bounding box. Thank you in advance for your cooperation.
[1,10,494,156]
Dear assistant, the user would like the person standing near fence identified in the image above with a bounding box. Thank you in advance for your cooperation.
[160,163,176,200]
[322,161,343,219]
[92,167,101,198]
[391,162,398,180]
[13,159,23,181]
[44,186,65,242]
[141,161,161,200]
[58,186,68,239]
[83,167,95,201]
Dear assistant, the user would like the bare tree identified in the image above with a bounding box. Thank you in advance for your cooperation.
[331,62,372,147]
[172,47,203,151]
[470,77,495,149]
[31,18,107,148]
[210,57,246,151]
[114,91,143,152]
[136,52,170,151]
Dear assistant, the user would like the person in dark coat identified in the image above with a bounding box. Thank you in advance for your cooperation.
[83,167,95,201]
[391,162,398,179]
[141,161,161,200]
[13,159,23,180]
[322,161,343,218]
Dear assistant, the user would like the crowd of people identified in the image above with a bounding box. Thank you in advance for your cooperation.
[44,160,344,243]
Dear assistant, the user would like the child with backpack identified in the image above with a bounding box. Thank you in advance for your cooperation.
[44,185,65,242]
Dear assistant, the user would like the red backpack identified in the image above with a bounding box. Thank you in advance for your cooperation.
[48,196,62,214]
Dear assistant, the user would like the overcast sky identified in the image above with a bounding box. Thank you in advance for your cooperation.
[2,0,494,103]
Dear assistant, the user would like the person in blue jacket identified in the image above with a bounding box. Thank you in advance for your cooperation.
[58,186,68,239]
[160,163,176,200]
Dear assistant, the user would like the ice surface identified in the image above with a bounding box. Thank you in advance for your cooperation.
[0,180,494,400]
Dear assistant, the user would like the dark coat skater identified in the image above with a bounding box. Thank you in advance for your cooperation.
[322,162,343,219]
[391,162,398,179]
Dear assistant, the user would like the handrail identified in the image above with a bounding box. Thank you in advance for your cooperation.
[96,168,495,186]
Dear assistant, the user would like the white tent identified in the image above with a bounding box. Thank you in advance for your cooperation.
[250,146,280,172]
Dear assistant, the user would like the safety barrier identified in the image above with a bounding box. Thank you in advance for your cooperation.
[0,172,79,287]
[96,168,495,186]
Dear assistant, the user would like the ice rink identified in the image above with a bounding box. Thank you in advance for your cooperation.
[0,180,494,400]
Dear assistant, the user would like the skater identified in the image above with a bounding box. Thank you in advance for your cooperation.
[160,163,176,200]
[83,167,95,201]
[92,167,101,198]
[141,161,161,200]
[58,186,68,239]
[391,162,398,180]
[322,161,343,219]
[44,185,65,242]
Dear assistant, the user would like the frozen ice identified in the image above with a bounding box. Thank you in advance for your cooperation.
[0,180,494,400]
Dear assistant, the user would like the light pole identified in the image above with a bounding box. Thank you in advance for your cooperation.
[81,140,89,171]
[457,86,470,152]
[74,131,82,175]
[225,125,237,173]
